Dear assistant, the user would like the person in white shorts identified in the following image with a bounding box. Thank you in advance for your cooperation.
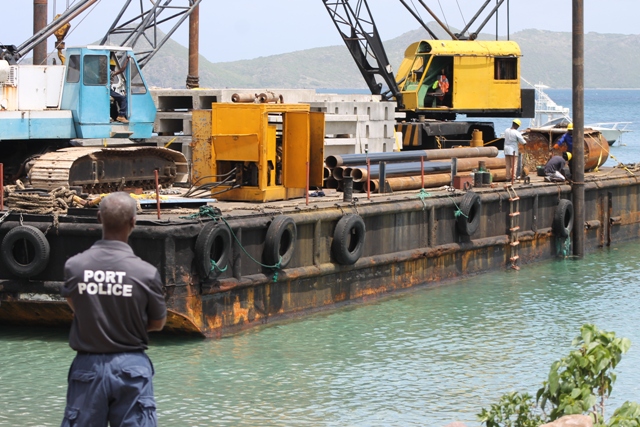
[504,119,527,184]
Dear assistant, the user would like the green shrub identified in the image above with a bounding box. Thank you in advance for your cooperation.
[478,324,634,427]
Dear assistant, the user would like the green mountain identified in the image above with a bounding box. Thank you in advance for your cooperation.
[142,26,640,90]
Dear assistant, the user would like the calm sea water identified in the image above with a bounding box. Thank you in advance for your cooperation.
[2,90,640,427]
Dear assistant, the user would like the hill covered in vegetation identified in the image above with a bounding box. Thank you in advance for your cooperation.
[142,25,640,90]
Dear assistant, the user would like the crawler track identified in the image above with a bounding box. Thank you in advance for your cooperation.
[29,147,188,193]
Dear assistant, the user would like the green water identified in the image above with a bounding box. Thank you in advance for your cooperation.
[2,242,640,426]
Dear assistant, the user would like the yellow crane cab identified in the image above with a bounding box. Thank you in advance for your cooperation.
[396,39,530,119]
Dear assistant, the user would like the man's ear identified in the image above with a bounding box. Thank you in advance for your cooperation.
[97,211,103,224]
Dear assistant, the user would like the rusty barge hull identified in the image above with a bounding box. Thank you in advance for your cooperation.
[0,170,638,337]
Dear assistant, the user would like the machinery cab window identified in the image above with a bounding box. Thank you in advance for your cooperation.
[83,55,107,86]
[66,55,80,83]
[494,57,518,80]
[130,59,147,95]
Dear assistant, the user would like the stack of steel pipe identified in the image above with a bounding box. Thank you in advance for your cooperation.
[323,147,506,193]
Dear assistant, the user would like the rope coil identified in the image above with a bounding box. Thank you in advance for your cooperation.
[5,185,77,215]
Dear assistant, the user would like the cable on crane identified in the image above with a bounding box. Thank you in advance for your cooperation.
[408,0,422,20]
[455,0,467,31]
[437,0,450,31]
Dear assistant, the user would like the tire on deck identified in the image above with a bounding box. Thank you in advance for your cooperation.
[456,192,482,236]
[332,214,366,265]
[1,225,50,278]
[263,216,297,268]
[195,222,232,279]
[553,199,574,238]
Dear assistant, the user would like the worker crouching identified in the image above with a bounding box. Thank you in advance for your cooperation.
[544,152,572,182]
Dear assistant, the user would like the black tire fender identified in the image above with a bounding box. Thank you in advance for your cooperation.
[1,225,50,278]
[195,222,232,279]
[263,216,297,268]
[553,199,574,238]
[332,214,366,265]
[456,192,482,236]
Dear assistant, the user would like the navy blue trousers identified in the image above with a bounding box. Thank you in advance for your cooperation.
[61,351,157,427]
[110,90,128,117]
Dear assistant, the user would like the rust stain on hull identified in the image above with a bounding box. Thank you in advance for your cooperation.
[0,301,73,326]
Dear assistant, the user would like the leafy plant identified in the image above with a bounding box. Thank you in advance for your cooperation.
[477,392,545,427]
[608,401,640,427]
[478,324,633,427]
[537,324,631,424]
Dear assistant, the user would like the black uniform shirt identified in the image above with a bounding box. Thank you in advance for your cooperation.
[61,240,166,354]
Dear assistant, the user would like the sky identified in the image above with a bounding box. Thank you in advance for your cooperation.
[2,0,639,63]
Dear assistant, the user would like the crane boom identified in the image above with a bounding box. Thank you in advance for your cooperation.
[322,0,403,106]
[0,0,97,64]
[100,0,202,69]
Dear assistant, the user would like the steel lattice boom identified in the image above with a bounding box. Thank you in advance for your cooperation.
[322,0,402,106]
[100,0,201,69]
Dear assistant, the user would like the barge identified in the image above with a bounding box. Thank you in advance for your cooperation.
[0,166,637,338]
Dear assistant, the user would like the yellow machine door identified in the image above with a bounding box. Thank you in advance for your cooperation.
[309,111,326,188]
[283,111,310,189]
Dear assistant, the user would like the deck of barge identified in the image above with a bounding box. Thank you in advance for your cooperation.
[0,165,638,337]
[135,165,633,220]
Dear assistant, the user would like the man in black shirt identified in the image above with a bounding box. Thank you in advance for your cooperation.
[60,192,166,427]
[544,152,571,182]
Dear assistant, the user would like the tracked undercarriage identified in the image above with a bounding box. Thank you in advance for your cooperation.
[27,147,188,193]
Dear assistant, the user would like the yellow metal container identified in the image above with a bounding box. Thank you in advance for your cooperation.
[191,103,325,202]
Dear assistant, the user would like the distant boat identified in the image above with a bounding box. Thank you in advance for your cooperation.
[524,80,632,146]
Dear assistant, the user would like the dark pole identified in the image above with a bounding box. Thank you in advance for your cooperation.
[186,2,200,89]
[379,162,387,194]
[507,0,510,40]
[572,0,585,257]
[33,0,48,65]
[495,0,498,40]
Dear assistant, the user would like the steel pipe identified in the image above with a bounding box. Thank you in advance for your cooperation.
[258,92,284,103]
[332,166,348,181]
[231,93,257,103]
[573,0,585,258]
[18,0,97,62]
[186,3,200,88]
[325,177,339,189]
[368,169,507,192]
[352,161,451,182]
[325,147,499,168]
[324,166,331,180]
[350,157,505,182]
[33,0,48,65]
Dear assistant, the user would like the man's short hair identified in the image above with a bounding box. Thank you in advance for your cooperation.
[99,192,137,231]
